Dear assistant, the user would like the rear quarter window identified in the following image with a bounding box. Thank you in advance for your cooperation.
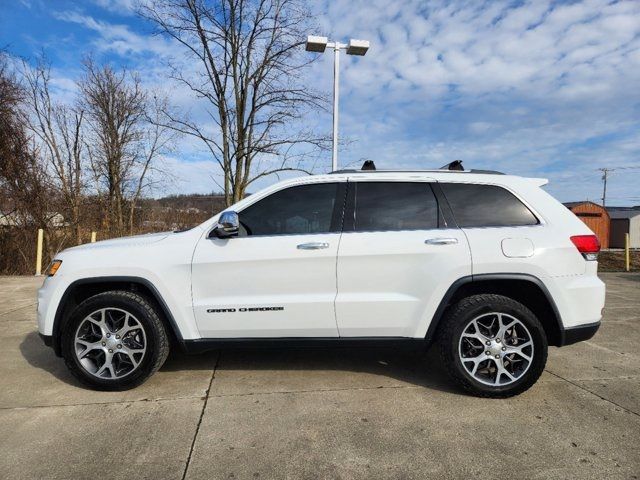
[440,183,538,227]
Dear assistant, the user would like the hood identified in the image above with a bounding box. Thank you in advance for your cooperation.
[65,231,172,252]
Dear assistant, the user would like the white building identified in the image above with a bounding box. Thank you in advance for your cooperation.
[609,208,640,249]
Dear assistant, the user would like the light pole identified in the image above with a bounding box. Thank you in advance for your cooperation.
[305,35,370,172]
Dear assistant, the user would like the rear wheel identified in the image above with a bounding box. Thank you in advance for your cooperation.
[438,294,547,398]
[61,291,169,390]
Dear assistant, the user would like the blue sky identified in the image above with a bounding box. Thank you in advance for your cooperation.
[2,0,640,204]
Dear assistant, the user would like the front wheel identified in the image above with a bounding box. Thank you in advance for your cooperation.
[437,294,548,398]
[61,291,169,390]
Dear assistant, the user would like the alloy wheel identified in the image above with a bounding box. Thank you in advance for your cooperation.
[74,308,147,379]
[458,312,534,386]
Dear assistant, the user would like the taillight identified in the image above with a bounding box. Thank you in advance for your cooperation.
[570,235,600,261]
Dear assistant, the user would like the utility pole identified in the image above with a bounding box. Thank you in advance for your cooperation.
[597,166,640,207]
[598,168,613,207]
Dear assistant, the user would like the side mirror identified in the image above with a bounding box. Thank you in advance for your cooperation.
[210,211,239,239]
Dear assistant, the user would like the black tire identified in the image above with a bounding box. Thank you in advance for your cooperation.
[437,294,548,398]
[61,290,170,391]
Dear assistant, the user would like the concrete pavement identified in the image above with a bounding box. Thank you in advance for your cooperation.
[0,274,638,479]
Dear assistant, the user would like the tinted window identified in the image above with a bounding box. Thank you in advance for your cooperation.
[440,183,538,227]
[353,182,439,231]
[239,183,340,236]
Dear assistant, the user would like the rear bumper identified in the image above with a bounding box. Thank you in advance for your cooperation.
[544,274,605,329]
[560,321,600,346]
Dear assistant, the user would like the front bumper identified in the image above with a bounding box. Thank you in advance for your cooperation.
[561,321,600,346]
[37,275,65,356]
[37,276,57,335]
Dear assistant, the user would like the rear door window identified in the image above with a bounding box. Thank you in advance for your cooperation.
[440,183,538,227]
[350,182,440,231]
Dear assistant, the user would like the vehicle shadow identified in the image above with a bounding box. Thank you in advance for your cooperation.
[19,330,82,387]
[20,330,462,395]
[163,342,461,394]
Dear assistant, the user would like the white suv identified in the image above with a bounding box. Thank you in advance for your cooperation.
[37,165,605,397]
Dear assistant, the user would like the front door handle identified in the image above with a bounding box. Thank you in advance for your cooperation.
[425,237,459,245]
[297,242,330,250]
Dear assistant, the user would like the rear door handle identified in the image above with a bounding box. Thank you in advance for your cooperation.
[425,237,459,245]
[297,242,330,250]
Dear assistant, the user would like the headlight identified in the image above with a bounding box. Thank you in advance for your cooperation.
[46,260,62,276]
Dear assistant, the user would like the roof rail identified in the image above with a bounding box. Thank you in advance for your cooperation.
[329,168,505,175]
[467,169,505,175]
[328,160,504,175]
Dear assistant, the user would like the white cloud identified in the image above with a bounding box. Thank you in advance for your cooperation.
[44,0,640,204]
[331,0,639,101]
[150,156,222,196]
[53,10,175,57]
[306,0,640,203]
[90,0,138,15]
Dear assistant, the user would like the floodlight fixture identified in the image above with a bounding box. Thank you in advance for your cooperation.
[305,35,328,53]
[304,35,371,171]
[346,39,370,56]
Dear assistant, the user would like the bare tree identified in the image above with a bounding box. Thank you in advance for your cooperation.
[80,60,172,235]
[127,95,176,233]
[22,58,86,244]
[0,52,57,267]
[0,52,179,273]
[0,53,25,188]
[140,0,328,206]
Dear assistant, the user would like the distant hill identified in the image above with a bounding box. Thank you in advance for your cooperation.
[143,193,228,215]
[136,193,228,230]
[1,192,234,234]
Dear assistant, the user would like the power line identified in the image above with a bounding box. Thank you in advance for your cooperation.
[596,166,640,207]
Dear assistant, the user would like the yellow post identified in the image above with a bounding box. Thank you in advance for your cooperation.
[625,233,630,272]
[91,231,97,243]
[35,228,44,276]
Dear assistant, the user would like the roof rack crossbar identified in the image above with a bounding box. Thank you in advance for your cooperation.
[329,169,505,175]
